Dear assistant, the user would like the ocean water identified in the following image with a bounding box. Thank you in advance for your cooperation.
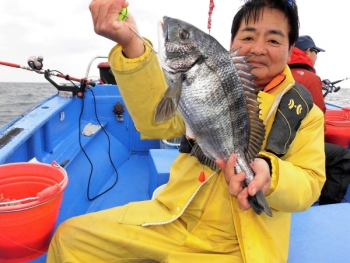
[0,82,57,128]
[0,82,349,129]
[323,87,350,108]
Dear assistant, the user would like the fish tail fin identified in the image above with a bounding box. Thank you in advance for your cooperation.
[248,190,273,217]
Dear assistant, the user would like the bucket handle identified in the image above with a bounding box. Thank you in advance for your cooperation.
[0,161,67,206]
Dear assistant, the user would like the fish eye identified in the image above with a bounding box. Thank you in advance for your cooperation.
[179,29,189,39]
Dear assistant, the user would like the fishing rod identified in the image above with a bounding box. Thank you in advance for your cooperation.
[328,77,349,85]
[0,56,96,99]
[322,77,349,98]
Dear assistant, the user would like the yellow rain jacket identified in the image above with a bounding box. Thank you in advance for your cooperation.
[107,42,326,263]
[47,40,325,263]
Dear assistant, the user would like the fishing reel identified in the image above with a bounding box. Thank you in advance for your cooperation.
[322,79,341,98]
[27,55,95,99]
[28,56,44,71]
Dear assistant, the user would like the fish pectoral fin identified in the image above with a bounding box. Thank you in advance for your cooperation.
[154,94,177,123]
[154,71,182,123]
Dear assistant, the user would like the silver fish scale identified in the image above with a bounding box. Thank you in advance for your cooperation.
[178,50,250,164]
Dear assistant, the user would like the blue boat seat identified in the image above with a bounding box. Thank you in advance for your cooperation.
[289,203,350,262]
[148,149,179,198]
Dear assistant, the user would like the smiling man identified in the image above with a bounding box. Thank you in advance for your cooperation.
[47,1,326,262]
[231,9,293,88]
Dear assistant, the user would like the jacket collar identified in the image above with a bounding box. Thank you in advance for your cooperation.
[263,66,294,95]
[288,47,316,73]
[258,66,295,125]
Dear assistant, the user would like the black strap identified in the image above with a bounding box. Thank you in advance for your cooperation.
[179,135,195,153]
[266,83,313,157]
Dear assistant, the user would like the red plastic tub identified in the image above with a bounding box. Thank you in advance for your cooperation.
[0,162,68,263]
[325,108,350,149]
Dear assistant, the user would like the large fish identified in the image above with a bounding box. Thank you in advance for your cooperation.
[155,16,272,217]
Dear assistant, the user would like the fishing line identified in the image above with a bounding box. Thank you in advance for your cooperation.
[126,23,158,54]
[85,87,119,200]
[70,79,119,201]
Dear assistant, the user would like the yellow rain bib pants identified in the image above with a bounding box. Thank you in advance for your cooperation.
[47,168,243,262]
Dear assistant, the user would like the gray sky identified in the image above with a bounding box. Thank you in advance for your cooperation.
[1,0,350,87]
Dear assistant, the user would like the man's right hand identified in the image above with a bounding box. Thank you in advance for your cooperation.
[89,0,145,58]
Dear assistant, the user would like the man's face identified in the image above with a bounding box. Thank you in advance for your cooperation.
[231,8,292,88]
[306,48,318,66]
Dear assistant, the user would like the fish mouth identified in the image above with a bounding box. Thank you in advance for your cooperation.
[158,16,173,50]
[157,16,176,73]
[157,16,171,44]
[158,16,169,39]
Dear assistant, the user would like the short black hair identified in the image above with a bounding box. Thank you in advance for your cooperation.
[231,0,299,48]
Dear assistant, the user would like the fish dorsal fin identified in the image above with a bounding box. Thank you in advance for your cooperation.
[229,48,266,162]
[190,143,220,171]
[155,71,183,123]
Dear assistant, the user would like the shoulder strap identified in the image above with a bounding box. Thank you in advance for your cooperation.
[266,82,314,157]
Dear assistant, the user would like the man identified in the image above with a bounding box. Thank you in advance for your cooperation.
[47,1,325,262]
[289,35,350,205]
[288,35,326,113]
